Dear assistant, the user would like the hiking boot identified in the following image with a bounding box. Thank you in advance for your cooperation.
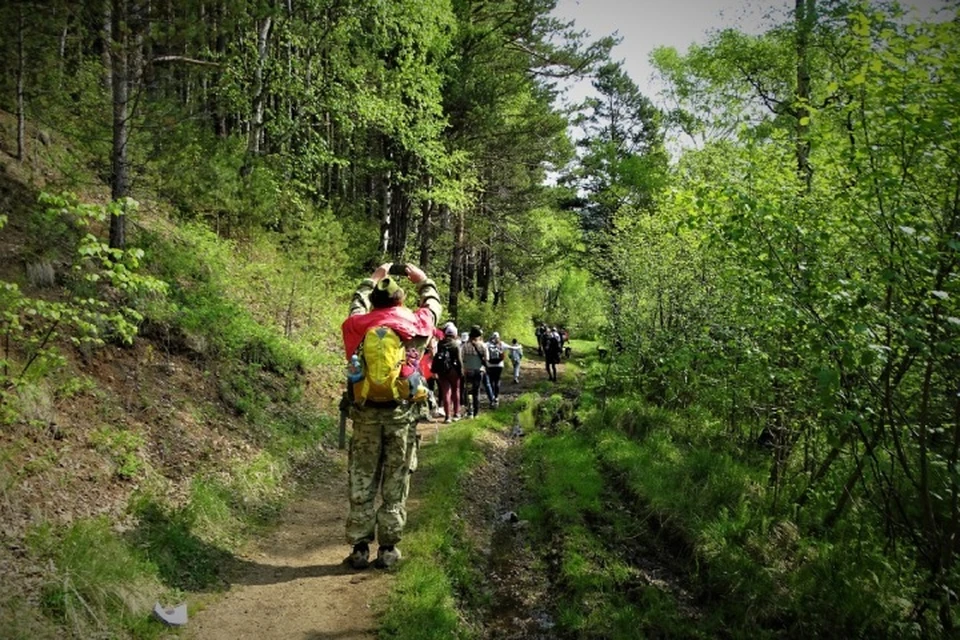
[375,545,402,569]
[443,416,452,424]
[346,542,370,570]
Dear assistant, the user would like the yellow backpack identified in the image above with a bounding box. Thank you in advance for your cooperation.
[353,326,428,405]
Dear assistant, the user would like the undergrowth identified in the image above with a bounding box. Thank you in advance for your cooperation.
[516,374,932,638]
[1,185,341,637]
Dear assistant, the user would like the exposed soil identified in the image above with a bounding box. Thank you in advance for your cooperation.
[460,358,560,640]
[186,467,391,640]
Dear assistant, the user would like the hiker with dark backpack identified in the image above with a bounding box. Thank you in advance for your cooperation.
[544,327,561,382]
[340,262,441,570]
[485,332,506,407]
[460,325,495,418]
[432,323,463,423]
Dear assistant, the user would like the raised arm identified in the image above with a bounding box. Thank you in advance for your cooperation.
[348,263,391,317]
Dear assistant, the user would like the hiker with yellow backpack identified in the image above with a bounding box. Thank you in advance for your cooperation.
[340,262,442,569]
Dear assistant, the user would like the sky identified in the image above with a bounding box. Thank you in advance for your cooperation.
[551,0,792,105]
[550,0,949,108]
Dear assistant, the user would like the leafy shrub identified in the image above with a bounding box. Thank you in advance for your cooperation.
[1,195,168,423]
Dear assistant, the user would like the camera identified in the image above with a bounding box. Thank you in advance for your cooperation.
[388,264,408,277]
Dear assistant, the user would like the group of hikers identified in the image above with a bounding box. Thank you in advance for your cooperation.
[427,323,523,423]
[338,262,569,571]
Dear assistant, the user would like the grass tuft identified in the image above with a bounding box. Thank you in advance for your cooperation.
[27,518,166,638]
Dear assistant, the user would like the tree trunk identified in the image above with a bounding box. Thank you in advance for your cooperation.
[419,178,433,267]
[795,0,814,191]
[110,0,131,249]
[379,138,393,257]
[464,247,475,298]
[15,0,25,163]
[214,0,227,136]
[449,207,465,320]
[102,0,113,92]
[387,152,410,260]
[478,245,491,303]
[246,15,272,158]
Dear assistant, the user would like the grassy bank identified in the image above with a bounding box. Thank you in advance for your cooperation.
[378,421,485,639]
[514,365,926,638]
[1,180,343,636]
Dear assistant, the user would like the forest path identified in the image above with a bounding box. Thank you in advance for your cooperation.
[186,466,387,640]
[187,345,558,640]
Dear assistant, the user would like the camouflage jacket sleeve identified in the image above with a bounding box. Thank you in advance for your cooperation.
[415,278,443,326]
[348,278,376,317]
[348,276,442,326]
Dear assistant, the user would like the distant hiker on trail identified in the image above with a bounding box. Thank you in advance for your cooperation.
[535,323,546,356]
[561,328,571,359]
[544,327,561,382]
[422,327,445,419]
[485,332,506,407]
[340,262,441,570]
[505,338,523,384]
[432,323,463,424]
[459,331,470,409]
[461,325,495,418]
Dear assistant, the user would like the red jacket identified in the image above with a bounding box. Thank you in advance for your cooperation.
[341,305,436,359]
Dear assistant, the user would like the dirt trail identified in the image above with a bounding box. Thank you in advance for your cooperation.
[188,348,560,640]
[186,465,389,640]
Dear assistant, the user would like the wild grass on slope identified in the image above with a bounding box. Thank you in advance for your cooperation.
[581,396,925,638]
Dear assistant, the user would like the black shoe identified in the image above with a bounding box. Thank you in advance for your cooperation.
[346,542,370,569]
[374,545,402,569]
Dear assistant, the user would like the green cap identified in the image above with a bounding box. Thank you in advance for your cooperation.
[376,277,400,296]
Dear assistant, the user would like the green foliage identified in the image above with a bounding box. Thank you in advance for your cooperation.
[543,268,607,339]
[2,193,168,422]
[579,383,927,635]
[454,290,535,345]
[597,7,960,631]
[89,426,146,480]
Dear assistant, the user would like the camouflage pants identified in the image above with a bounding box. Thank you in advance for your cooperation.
[346,403,419,546]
